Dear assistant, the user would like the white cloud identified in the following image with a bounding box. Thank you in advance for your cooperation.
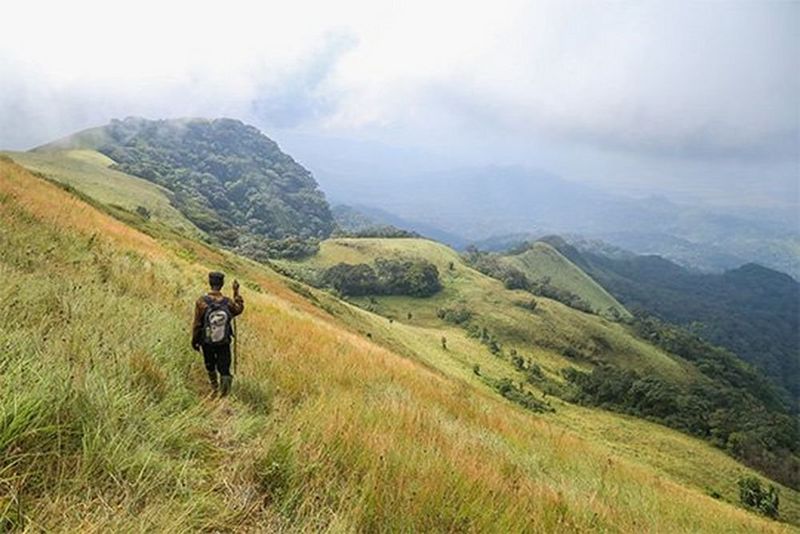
[0,0,797,203]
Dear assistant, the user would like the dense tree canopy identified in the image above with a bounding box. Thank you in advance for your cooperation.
[563,315,800,490]
[542,237,800,409]
[98,117,334,258]
[322,258,442,297]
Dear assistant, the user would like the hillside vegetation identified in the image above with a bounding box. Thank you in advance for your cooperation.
[279,238,799,490]
[498,241,629,318]
[2,149,202,237]
[543,236,800,409]
[35,117,334,258]
[3,156,799,531]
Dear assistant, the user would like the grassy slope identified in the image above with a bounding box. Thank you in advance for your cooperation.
[2,149,202,238]
[281,238,686,381]
[31,125,112,151]
[500,241,631,318]
[1,161,798,532]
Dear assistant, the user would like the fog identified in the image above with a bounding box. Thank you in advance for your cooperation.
[1,0,798,208]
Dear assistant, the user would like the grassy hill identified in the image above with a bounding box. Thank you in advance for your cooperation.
[498,241,630,318]
[2,149,203,237]
[278,238,675,379]
[2,157,800,531]
[26,117,335,260]
[545,236,800,409]
[278,238,799,490]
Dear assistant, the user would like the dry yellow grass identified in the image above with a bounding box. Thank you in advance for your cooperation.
[1,158,796,532]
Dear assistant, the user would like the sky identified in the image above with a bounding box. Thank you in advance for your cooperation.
[1,0,798,208]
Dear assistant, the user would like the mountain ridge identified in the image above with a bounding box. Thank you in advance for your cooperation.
[32,117,335,259]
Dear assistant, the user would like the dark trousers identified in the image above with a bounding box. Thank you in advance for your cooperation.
[202,344,232,376]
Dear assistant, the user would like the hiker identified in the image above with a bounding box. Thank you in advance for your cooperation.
[192,271,244,396]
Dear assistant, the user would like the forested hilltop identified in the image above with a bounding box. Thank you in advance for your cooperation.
[41,117,335,259]
[538,236,800,409]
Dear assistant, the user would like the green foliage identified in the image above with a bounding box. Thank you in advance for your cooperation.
[97,117,334,255]
[134,205,151,220]
[333,226,419,239]
[738,477,780,518]
[237,236,320,261]
[322,258,442,297]
[323,263,380,296]
[495,378,553,413]
[436,306,473,325]
[560,242,800,407]
[463,247,531,290]
[529,277,593,313]
[563,317,800,490]
[464,247,594,312]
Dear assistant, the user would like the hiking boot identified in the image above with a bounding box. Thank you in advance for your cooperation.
[220,375,233,397]
[207,371,219,394]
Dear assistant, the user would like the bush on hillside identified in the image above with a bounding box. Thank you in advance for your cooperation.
[332,225,420,239]
[323,263,381,296]
[322,258,442,297]
[529,277,593,313]
[437,306,473,325]
[463,247,595,313]
[738,477,779,518]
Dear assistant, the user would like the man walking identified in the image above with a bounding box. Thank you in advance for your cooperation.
[192,271,244,396]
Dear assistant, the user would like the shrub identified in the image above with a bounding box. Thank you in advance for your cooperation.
[738,476,779,518]
[530,277,593,313]
[135,205,151,220]
[495,378,553,413]
[322,259,442,297]
[322,263,380,296]
[437,306,473,325]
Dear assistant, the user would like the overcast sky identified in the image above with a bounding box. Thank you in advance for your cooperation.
[1,0,798,208]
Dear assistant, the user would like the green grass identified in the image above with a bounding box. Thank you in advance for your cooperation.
[2,149,203,238]
[2,161,799,532]
[280,238,688,382]
[31,125,113,152]
[501,241,631,318]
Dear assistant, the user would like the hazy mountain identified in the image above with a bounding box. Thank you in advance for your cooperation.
[316,164,799,278]
[541,236,800,407]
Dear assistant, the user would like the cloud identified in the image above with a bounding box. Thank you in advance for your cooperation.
[319,1,799,162]
[0,0,797,204]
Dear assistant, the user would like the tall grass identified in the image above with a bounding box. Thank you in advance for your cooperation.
[1,159,796,532]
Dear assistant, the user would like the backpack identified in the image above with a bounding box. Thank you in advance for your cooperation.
[203,295,233,345]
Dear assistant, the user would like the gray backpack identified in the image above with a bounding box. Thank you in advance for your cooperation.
[203,296,233,345]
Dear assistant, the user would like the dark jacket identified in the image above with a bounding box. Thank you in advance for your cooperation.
[192,290,244,347]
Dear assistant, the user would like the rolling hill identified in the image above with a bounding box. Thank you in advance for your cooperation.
[541,236,800,409]
[2,148,203,237]
[277,237,799,489]
[313,163,800,279]
[28,117,335,259]
[497,241,630,319]
[2,129,799,531]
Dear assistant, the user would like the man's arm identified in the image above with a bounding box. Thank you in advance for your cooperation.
[229,279,244,316]
[191,298,205,349]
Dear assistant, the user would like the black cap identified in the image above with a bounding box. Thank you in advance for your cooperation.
[209,271,225,287]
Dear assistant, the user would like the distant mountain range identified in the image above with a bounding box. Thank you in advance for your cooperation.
[320,166,799,279]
